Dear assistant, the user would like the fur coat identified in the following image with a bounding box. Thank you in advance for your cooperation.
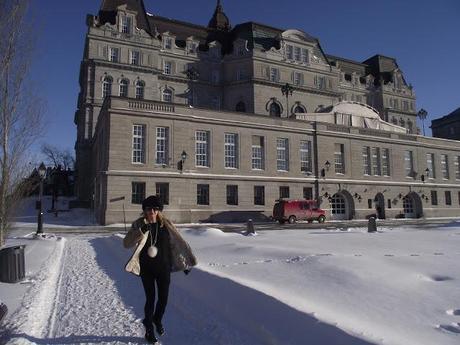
[123,216,197,276]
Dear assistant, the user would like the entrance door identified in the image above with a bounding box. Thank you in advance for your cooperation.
[403,196,416,218]
[331,193,347,220]
[375,193,385,219]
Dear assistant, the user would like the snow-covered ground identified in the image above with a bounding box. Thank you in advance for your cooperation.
[1,198,460,344]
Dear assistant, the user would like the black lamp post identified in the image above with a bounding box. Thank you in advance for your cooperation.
[179,150,187,172]
[417,108,428,136]
[281,83,294,117]
[36,163,46,234]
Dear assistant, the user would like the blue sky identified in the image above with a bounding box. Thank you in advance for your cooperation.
[30,0,460,155]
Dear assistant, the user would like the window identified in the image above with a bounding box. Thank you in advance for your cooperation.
[277,138,289,171]
[162,88,172,103]
[431,191,438,206]
[315,76,326,90]
[135,81,145,100]
[109,47,119,62]
[102,76,112,99]
[224,133,238,168]
[404,150,414,177]
[237,45,245,56]
[294,105,305,113]
[212,70,220,84]
[293,72,303,86]
[334,143,345,174]
[300,140,312,173]
[195,130,210,167]
[236,101,246,112]
[279,186,290,199]
[254,186,265,206]
[382,149,390,176]
[269,103,281,117]
[445,191,452,206]
[441,154,449,179]
[387,199,392,209]
[226,185,238,205]
[197,184,209,205]
[426,153,435,178]
[164,37,173,49]
[164,61,172,75]
[371,147,381,176]
[119,79,129,97]
[270,68,279,82]
[155,127,169,165]
[120,15,132,34]
[132,125,146,163]
[252,136,265,170]
[286,45,293,60]
[303,187,313,200]
[236,69,244,81]
[368,199,373,209]
[130,50,140,65]
[301,48,309,63]
[212,96,221,110]
[455,156,460,180]
[362,147,371,175]
[458,191,460,206]
[131,182,145,204]
[187,42,198,54]
[156,183,169,205]
[294,46,301,61]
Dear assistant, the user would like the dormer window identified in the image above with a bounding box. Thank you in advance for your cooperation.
[120,15,132,34]
[238,45,245,56]
[187,42,198,54]
[164,37,173,49]
[301,49,308,63]
[294,46,301,61]
[286,45,293,60]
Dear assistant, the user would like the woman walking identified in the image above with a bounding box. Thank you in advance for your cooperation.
[123,195,197,344]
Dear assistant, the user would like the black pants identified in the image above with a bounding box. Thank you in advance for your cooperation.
[140,269,171,328]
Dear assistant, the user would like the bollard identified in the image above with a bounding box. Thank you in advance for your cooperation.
[368,216,377,233]
[246,219,255,235]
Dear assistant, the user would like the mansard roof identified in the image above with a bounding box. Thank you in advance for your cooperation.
[98,0,154,35]
[432,107,460,126]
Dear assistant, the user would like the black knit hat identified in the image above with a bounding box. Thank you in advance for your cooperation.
[142,195,164,211]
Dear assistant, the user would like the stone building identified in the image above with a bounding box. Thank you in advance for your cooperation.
[431,107,460,141]
[75,0,460,224]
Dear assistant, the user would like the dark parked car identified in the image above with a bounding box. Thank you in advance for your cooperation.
[273,199,326,224]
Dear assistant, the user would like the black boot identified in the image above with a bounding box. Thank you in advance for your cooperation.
[145,328,158,344]
[153,318,165,336]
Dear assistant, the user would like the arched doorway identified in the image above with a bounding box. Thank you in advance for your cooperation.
[374,193,385,219]
[330,191,355,220]
[402,192,423,218]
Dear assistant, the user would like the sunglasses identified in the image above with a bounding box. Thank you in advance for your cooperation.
[145,207,160,212]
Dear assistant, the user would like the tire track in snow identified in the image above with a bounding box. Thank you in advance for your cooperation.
[49,237,141,342]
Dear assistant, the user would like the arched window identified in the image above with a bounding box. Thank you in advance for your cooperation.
[407,120,413,133]
[119,79,129,97]
[269,102,281,117]
[102,76,113,99]
[162,88,173,103]
[294,105,305,113]
[135,80,145,100]
[399,118,405,128]
[236,101,246,112]
[392,117,397,125]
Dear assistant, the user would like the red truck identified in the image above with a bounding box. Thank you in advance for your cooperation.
[272,199,326,224]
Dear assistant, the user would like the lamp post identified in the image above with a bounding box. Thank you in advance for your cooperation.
[36,163,46,234]
[281,83,294,117]
[417,108,428,136]
[179,150,187,172]
[185,67,199,106]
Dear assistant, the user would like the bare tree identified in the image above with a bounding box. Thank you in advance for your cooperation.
[0,0,44,246]
[42,144,75,170]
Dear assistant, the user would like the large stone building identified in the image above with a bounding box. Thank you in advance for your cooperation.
[431,107,460,141]
[75,0,460,224]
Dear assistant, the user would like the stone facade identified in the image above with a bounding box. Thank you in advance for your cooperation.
[432,107,460,141]
[75,1,460,224]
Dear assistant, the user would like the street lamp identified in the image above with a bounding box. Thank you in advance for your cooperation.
[417,108,428,136]
[36,163,46,234]
[281,83,294,117]
[179,150,187,172]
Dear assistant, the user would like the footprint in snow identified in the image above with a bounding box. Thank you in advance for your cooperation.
[420,275,453,282]
[438,323,460,334]
[384,254,394,257]
[433,252,444,256]
[447,309,460,316]
[410,254,420,257]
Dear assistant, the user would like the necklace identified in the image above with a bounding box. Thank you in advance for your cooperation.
[147,222,159,258]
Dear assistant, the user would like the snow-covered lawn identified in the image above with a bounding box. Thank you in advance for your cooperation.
[1,200,460,344]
